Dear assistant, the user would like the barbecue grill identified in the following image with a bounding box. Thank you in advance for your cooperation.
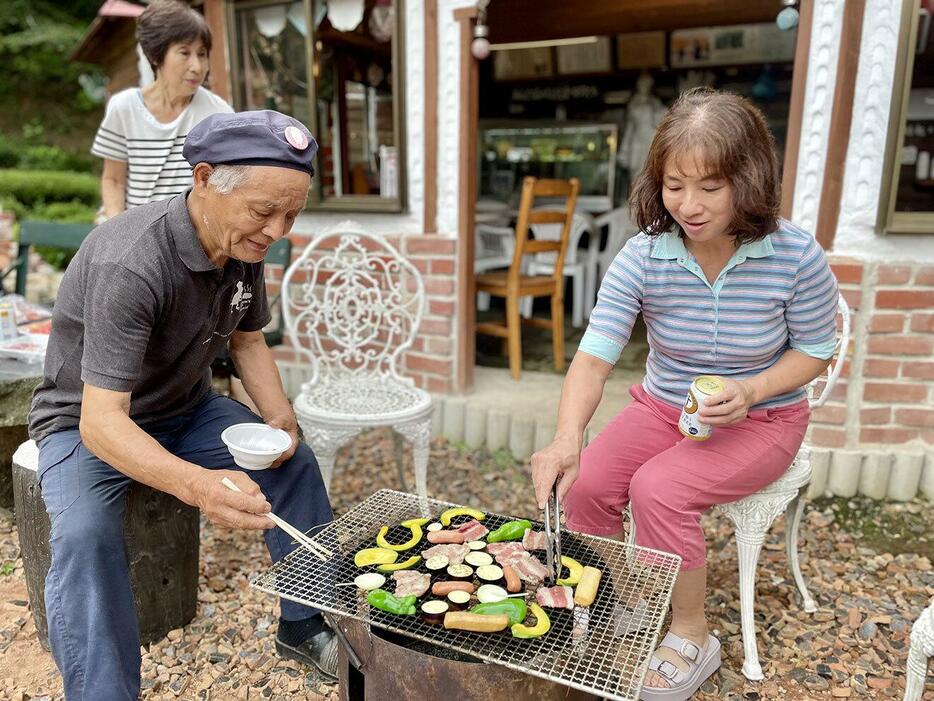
[252,489,681,701]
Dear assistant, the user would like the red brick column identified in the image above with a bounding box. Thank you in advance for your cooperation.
[810,257,934,450]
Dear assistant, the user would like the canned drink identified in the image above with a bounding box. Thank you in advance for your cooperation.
[0,302,17,342]
[678,375,726,441]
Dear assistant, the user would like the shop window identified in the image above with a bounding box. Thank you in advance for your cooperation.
[229,0,405,212]
[880,0,934,233]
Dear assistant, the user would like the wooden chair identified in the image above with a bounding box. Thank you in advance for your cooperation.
[475,176,579,380]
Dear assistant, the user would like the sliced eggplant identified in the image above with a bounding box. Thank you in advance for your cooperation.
[446,589,472,609]
[464,551,493,567]
[446,564,474,581]
[466,540,487,551]
[475,564,504,584]
[427,522,444,532]
[420,599,450,624]
[425,554,450,572]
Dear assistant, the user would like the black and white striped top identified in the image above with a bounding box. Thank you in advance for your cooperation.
[91,87,233,209]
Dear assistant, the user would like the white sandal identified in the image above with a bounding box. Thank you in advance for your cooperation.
[639,632,721,701]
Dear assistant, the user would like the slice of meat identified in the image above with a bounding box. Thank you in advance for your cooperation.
[392,571,431,598]
[512,555,550,586]
[487,542,525,559]
[421,543,470,565]
[522,529,547,551]
[535,585,574,609]
[456,519,489,541]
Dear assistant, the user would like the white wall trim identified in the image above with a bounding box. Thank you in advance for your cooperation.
[792,0,845,235]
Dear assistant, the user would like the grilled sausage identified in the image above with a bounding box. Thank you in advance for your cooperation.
[431,580,475,596]
[443,611,509,633]
[502,564,521,593]
[427,530,467,544]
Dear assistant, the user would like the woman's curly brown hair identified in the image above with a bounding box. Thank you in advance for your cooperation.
[628,87,780,245]
[137,0,212,74]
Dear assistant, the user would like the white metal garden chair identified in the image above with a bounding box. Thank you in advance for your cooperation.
[904,598,934,701]
[626,293,851,681]
[519,207,597,328]
[281,222,432,499]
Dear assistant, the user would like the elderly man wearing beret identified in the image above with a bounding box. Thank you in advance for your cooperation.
[28,110,338,698]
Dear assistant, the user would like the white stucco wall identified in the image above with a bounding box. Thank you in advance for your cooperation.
[834,0,934,261]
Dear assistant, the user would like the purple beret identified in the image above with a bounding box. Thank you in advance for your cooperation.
[183,109,318,177]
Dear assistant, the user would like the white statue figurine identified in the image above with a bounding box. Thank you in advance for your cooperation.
[619,72,666,180]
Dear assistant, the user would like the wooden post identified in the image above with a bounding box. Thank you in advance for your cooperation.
[13,462,200,649]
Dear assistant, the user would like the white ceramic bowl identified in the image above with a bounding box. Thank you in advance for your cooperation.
[221,423,292,470]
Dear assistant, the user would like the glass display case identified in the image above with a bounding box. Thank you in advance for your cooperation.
[478,122,619,213]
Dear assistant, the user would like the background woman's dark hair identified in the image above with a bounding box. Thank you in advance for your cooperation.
[628,87,781,245]
[137,0,212,74]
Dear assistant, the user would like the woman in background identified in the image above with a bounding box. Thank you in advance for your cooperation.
[92,0,231,221]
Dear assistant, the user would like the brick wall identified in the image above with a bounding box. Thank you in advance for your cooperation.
[269,232,459,394]
[811,257,934,450]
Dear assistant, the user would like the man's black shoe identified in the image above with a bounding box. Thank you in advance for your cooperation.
[275,627,339,681]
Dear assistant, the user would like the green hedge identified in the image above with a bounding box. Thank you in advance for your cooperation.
[0,168,98,208]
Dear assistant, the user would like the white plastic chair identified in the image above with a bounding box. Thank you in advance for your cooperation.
[474,223,516,312]
[282,222,432,499]
[519,207,596,328]
[904,599,934,701]
[594,206,639,284]
[626,293,851,681]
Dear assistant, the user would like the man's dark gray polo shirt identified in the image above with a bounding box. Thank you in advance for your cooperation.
[28,191,271,442]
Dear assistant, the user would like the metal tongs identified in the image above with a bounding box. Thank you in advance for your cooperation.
[543,482,562,584]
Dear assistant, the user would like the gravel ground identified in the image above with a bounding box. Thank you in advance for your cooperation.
[0,428,931,700]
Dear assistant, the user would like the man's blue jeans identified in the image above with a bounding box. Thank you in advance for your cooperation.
[37,393,334,700]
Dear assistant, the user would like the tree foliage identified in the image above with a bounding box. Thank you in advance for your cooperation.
[0,0,103,100]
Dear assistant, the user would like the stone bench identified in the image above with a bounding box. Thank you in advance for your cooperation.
[12,440,200,649]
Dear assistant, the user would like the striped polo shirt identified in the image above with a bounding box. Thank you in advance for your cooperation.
[579,219,839,410]
[91,87,232,209]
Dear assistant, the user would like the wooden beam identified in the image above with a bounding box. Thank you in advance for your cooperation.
[780,0,814,219]
[455,6,479,392]
[423,0,439,233]
[202,0,231,102]
[486,0,784,43]
[814,0,866,249]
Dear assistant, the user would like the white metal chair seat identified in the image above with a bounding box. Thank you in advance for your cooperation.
[283,223,432,499]
[296,376,431,423]
[626,293,850,682]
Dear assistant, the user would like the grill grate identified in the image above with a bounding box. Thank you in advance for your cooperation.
[252,489,681,701]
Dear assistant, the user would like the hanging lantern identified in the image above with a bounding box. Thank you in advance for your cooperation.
[370,0,394,42]
[328,0,365,32]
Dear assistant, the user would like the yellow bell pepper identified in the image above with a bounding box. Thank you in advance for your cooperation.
[376,555,422,573]
[439,506,486,527]
[354,547,398,568]
[557,555,584,586]
[376,523,423,551]
[400,517,430,528]
[511,602,550,639]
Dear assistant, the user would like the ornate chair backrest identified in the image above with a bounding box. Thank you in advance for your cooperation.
[282,222,425,389]
[808,293,851,410]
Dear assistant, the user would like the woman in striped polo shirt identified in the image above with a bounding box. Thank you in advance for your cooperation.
[91,0,231,222]
[531,88,839,700]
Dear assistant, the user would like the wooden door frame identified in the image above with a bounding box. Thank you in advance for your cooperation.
[453,2,817,392]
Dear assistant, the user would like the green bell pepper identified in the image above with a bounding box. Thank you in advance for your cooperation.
[487,519,532,543]
[470,598,528,626]
[367,588,417,616]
